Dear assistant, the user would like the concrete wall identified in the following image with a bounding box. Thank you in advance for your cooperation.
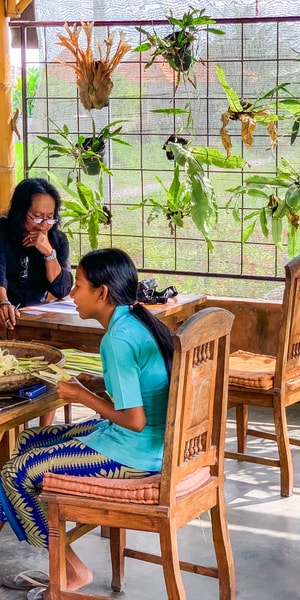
[204,297,283,356]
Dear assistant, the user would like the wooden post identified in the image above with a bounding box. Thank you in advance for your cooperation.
[0,0,16,212]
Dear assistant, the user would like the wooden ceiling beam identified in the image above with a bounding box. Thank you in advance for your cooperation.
[5,0,32,18]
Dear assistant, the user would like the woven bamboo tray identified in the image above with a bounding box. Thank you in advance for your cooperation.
[0,341,65,392]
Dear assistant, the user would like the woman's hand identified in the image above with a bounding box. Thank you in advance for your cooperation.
[0,302,21,329]
[57,378,85,403]
[23,230,53,257]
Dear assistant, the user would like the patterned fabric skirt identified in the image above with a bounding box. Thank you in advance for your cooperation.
[0,419,155,549]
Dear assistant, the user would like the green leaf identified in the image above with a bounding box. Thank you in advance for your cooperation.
[279,157,298,177]
[192,146,246,169]
[88,211,100,250]
[232,200,241,223]
[169,164,181,200]
[36,135,64,147]
[246,189,270,199]
[132,41,152,53]
[245,175,290,188]
[244,210,261,220]
[48,172,78,199]
[61,198,86,213]
[291,120,300,145]
[242,220,257,243]
[227,184,248,195]
[215,65,243,112]
[254,82,291,103]
[288,222,300,259]
[276,99,300,115]
[259,208,269,237]
[207,27,225,35]
[151,108,189,115]
[75,183,94,210]
[271,215,283,249]
[270,201,285,220]
[254,114,280,125]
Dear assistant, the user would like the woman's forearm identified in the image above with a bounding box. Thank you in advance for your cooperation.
[57,381,146,432]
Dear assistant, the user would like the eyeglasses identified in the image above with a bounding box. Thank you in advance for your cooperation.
[27,213,58,225]
[19,256,29,282]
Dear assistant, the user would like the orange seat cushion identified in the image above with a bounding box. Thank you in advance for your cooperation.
[43,467,210,505]
[228,350,276,390]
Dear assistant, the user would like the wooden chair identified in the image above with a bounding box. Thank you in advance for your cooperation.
[225,255,300,497]
[41,307,236,600]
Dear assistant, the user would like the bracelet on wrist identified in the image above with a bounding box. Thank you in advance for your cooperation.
[0,301,11,307]
[44,249,57,261]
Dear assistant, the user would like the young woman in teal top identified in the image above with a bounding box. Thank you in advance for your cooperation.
[0,248,173,597]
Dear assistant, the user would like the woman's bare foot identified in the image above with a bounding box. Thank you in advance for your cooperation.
[65,545,93,590]
[44,546,92,595]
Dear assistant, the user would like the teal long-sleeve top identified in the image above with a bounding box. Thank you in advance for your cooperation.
[77,305,170,472]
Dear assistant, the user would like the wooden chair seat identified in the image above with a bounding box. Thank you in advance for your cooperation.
[40,307,236,600]
[225,256,300,497]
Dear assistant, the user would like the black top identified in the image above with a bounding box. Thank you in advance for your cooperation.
[0,217,73,307]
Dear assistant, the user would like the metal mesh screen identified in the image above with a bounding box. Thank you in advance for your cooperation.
[10,1,300,298]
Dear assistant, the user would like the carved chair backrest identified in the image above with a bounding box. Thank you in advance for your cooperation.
[159,307,234,506]
[274,256,300,389]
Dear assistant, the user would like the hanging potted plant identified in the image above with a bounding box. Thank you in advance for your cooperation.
[30,116,131,181]
[49,170,112,250]
[226,157,300,259]
[77,117,131,176]
[215,65,288,156]
[132,140,246,247]
[133,6,225,91]
[55,22,132,110]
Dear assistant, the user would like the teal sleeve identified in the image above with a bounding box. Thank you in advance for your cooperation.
[101,335,143,410]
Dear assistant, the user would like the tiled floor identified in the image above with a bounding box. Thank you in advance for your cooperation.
[1,403,300,600]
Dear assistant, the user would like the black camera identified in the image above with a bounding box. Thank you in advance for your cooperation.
[137,278,177,304]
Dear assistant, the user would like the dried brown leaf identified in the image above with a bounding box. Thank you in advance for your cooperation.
[255,109,278,150]
[239,113,256,149]
[220,111,232,157]
[267,121,278,149]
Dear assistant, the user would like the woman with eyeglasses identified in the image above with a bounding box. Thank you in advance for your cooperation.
[0,177,73,330]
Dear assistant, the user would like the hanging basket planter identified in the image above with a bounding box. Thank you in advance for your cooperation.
[162,31,194,73]
[56,22,132,111]
[134,7,224,92]
[80,138,106,175]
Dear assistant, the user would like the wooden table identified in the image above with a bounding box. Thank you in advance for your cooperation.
[0,294,206,352]
[0,386,65,468]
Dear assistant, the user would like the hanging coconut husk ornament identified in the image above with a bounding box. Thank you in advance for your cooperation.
[56,22,132,110]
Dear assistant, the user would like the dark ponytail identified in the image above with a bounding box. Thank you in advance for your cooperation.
[130,302,173,378]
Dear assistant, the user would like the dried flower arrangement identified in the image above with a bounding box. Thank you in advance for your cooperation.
[56,22,132,110]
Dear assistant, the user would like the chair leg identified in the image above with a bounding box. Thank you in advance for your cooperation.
[110,527,126,592]
[273,399,293,497]
[64,404,72,424]
[236,404,248,454]
[160,521,186,600]
[211,490,236,600]
[48,502,67,598]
